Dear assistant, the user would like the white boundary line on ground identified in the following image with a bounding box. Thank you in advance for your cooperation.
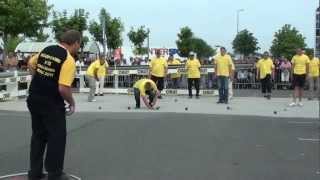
[0,172,81,180]
[288,121,317,124]
[298,138,320,142]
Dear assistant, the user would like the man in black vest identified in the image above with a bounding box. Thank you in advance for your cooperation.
[27,30,81,180]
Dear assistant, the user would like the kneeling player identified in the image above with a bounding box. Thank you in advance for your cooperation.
[133,78,160,109]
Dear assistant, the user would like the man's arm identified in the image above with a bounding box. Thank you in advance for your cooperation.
[93,68,99,81]
[141,96,153,109]
[58,55,76,115]
[28,54,39,75]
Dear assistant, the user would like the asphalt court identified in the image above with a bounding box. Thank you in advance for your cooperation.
[0,111,319,180]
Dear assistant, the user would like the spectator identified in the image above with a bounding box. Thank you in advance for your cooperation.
[289,48,310,107]
[214,47,234,104]
[186,52,201,98]
[279,56,292,89]
[256,51,275,99]
[5,52,18,71]
[149,50,168,98]
[308,54,320,100]
[0,48,4,65]
[167,55,181,89]
[132,57,140,66]
[18,55,29,71]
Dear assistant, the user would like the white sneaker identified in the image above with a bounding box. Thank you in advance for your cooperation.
[289,102,296,107]
[297,102,303,107]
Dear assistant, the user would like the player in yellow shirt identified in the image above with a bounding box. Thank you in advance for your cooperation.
[256,51,275,99]
[149,50,168,98]
[167,55,181,89]
[86,56,107,102]
[214,47,234,104]
[289,48,310,106]
[95,56,109,96]
[133,78,160,109]
[308,54,319,100]
[185,52,201,98]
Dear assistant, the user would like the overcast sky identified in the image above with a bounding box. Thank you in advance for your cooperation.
[48,0,318,52]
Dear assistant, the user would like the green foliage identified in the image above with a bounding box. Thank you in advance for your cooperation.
[106,17,124,50]
[305,48,314,57]
[89,8,123,54]
[232,29,260,57]
[128,26,149,55]
[0,0,51,53]
[31,28,49,42]
[89,21,103,44]
[176,26,215,58]
[176,27,194,57]
[51,9,89,42]
[191,38,215,59]
[270,24,306,59]
[5,35,24,53]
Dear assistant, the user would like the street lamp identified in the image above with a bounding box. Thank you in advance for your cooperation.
[237,9,244,34]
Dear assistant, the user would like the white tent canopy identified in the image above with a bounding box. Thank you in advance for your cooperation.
[15,41,100,54]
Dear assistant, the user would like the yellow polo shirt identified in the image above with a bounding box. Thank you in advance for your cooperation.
[133,79,158,96]
[149,57,168,77]
[185,58,201,78]
[291,54,310,75]
[168,59,181,78]
[214,54,233,77]
[86,59,107,78]
[256,58,274,79]
[309,57,320,77]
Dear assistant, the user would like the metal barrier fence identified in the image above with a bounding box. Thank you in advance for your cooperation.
[76,64,293,91]
[0,64,296,100]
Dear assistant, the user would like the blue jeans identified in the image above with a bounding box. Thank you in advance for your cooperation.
[217,76,229,102]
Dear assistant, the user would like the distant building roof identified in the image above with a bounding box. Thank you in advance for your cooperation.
[15,41,100,54]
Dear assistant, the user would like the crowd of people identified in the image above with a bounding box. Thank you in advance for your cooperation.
[81,47,319,105]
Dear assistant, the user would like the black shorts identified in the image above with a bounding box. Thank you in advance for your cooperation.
[292,74,306,88]
[151,75,164,91]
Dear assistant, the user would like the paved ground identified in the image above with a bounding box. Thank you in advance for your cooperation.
[0,94,319,180]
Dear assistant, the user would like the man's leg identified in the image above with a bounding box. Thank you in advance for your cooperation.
[195,78,200,97]
[188,78,193,98]
[316,77,320,100]
[217,76,223,103]
[261,77,267,97]
[134,88,141,108]
[99,76,105,95]
[224,77,229,103]
[87,76,96,102]
[228,79,233,99]
[266,75,272,98]
[44,106,67,179]
[309,77,315,99]
[95,79,99,95]
[27,99,47,179]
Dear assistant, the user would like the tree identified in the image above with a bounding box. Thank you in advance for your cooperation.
[0,0,51,53]
[51,9,89,41]
[89,8,124,56]
[232,29,259,57]
[270,24,306,59]
[51,9,89,58]
[6,36,24,53]
[176,27,194,57]
[128,26,149,55]
[176,26,215,58]
[191,38,215,59]
[106,17,124,52]
[304,48,314,57]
